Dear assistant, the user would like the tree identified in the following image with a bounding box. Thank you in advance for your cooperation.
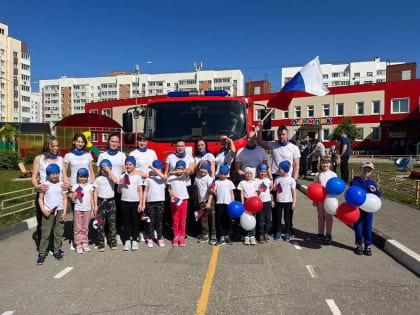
[0,124,21,151]
[329,119,360,143]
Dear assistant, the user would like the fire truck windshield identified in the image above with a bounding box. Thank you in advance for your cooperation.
[145,100,247,142]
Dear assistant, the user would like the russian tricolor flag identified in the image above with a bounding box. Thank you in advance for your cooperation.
[194,208,205,221]
[268,57,329,110]
[172,197,183,206]
[276,183,283,194]
[260,182,268,192]
[210,179,216,189]
[123,174,130,185]
[75,186,84,198]
[50,206,57,216]
[141,213,151,223]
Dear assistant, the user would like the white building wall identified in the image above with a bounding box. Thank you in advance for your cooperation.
[31,92,42,122]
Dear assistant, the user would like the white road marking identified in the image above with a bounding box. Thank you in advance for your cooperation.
[326,299,342,315]
[305,265,319,278]
[53,267,74,279]
[292,241,302,249]
[2,311,15,315]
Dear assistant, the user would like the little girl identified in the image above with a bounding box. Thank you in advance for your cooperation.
[71,168,95,254]
[255,164,274,243]
[118,156,143,251]
[313,156,337,244]
[168,160,189,247]
[238,167,259,245]
[142,160,167,248]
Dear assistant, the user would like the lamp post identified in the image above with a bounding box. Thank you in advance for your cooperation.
[133,61,152,134]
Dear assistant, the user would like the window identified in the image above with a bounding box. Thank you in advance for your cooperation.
[0,28,4,35]
[356,128,364,141]
[356,102,364,115]
[91,132,98,142]
[307,105,314,118]
[256,109,274,120]
[294,106,301,118]
[371,127,380,141]
[322,74,328,79]
[332,72,340,78]
[354,72,360,77]
[90,109,98,114]
[283,110,289,119]
[364,81,373,84]
[254,86,261,95]
[372,100,380,114]
[377,69,386,76]
[102,133,109,142]
[336,103,344,116]
[354,81,360,85]
[102,108,111,117]
[322,104,330,116]
[367,72,373,77]
[402,70,411,80]
[391,98,409,113]
[322,129,330,141]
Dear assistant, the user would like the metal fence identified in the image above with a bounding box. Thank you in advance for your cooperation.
[0,187,36,219]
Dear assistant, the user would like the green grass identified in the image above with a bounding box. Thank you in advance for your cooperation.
[0,208,35,229]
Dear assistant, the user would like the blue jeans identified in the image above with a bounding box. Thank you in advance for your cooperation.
[354,210,373,246]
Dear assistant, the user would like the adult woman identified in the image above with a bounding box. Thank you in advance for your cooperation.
[194,138,216,178]
[129,133,158,178]
[215,133,236,178]
[32,136,69,246]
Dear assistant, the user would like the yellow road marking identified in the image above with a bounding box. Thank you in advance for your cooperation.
[195,246,220,315]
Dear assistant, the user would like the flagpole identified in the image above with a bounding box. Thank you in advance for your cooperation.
[261,108,274,122]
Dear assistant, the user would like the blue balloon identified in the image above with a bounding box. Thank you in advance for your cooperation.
[326,177,346,196]
[227,201,245,218]
[345,186,366,207]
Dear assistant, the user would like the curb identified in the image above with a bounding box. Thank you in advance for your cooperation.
[297,183,420,276]
[0,216,37,241]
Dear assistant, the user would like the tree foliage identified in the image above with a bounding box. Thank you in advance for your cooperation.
[329,119,360,143]
[0,124,21,151]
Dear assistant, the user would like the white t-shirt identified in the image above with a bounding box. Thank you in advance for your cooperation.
[166,153,194,186]
[93,175,115,199]
[43,181,66,211]
[215,179,235,204]
[39,155,64,184]
[97,151,126,180]
[255,178,272,202]
[274,176,296,203]
[144,176,166,202]
[72,183,94,211]
[215,150,235,177]
[314,170,337,187]
[194,152,216,165]
[235,146,268,177]
[194,174,214,202]
[129,148,158,175]
[64,152,93,185]
[120,173,143,202]
[168,175,189,200]
[269,141,301,176]
[237,180,259,199]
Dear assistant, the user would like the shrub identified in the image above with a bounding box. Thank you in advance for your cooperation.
[0,150,19,170]
[24,151,41,165]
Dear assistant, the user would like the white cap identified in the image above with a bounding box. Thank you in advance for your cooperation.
[361,161,374,169]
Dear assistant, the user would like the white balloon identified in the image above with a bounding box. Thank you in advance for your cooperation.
[360,193,382,213]
[324,196,339,215]
[240,211,256,231]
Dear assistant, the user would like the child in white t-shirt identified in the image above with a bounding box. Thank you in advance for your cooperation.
[118,156,143,251]
[168,160,189,247]
[194,163,215,244]
[255,164,274,243]
[37,163,68,265]
[273,161,296,241]
[238,167,259,245]
[71,168,95,254]
[313,156,337,244]
[212,165,235,246]
[142,160,167,248]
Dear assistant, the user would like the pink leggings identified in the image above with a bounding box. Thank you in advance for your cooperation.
[170,200,188,237]
[317,202,333,235]
[74,210,91,246]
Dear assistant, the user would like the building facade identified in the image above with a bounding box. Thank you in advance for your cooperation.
[0,22,31,122]
[30,92,42,122]
[39,64,244,123]
[245,78,271,96]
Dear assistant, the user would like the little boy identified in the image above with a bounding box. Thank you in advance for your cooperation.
[350,161,381,256]
[37,163,68,265]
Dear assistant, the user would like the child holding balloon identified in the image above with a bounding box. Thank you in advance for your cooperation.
[350,161,381,256]
[313,156,337,244]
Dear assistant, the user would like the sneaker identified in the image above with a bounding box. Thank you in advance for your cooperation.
[139,233,145,242]
[258,235,265,244]
[264,233,270,242]
[244,236,250,245]
[70,241,75,251]
[323,235,332,245]
[209,238,217,245]
[274,232,281,240]
[284,233,290,242]
[354,245,363,255]
[179,237,186,247]
[82,244,91,252]
[37,254,46,265]
[123,240,131,251]
[215,239,226,246]
[110,242,118,250]
[172,236,179,247]
[250,236,257,245]
[315,234,324,243]
[53,251,63,261]
[363,247,372,256]
[158,239,165,247]
[225,236,233,245]
[198,235,209,243]
[98,245,105,252]
[147,239,154,248]
[116,234,123,246]
[131,240,139,250]
[76,246,83,254]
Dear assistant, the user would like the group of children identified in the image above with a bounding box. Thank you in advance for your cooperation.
[37,152,380,264]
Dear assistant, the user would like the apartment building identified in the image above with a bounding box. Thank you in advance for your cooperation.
[0,22,32,122]
[31,92,42,122]
[39,63,244,123]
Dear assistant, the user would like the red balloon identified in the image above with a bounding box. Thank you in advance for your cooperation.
[244,196,263,213]
[336,202,360,224]
[307,183,327,202]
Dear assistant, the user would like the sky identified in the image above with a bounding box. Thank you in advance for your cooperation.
[2,0,420,92]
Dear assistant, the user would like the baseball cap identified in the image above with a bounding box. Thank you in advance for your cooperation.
[361,161,374,169]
